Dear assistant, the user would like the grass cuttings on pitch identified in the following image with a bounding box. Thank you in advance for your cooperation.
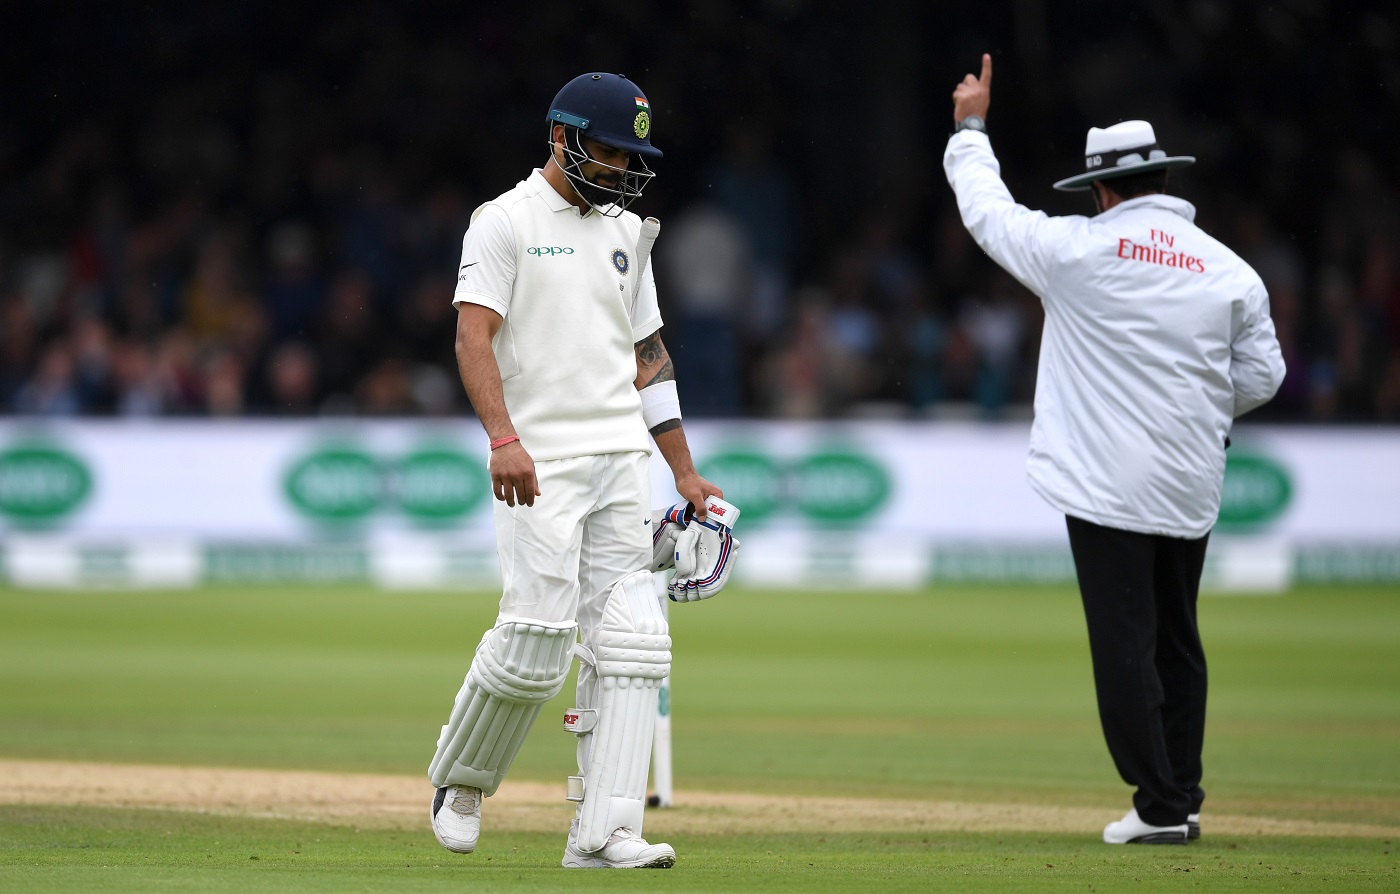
[2,804,1395,893]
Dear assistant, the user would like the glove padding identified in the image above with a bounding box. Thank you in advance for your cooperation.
[649,502,691,572]
[667,497,741,602]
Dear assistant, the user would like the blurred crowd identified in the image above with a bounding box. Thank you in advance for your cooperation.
[4,1,1398,422]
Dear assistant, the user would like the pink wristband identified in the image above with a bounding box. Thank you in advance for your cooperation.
[489,435,521,451]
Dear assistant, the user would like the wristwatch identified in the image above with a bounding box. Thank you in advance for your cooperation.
[955,115,986,134]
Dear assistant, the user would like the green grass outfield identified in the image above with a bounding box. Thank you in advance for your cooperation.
[1,583,1397,890]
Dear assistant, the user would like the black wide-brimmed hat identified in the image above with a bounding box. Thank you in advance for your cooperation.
[1052,120,1194,192]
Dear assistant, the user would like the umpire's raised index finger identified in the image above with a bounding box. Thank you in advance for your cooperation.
[980,53,992,86]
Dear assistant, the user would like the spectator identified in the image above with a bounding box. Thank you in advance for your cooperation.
[657,203,749,415]
[904,289,949,411]
[0,292,39,409]
[70,316,118,413]
[0,4,1393,422]
[761,290,830,418]
[314,268,382,408]
[357,356,416,415]
[264,341,320,415]
[111,339,162,417]
[961,273,1028,417]
[152,329,204,414]
[203,349,247,416]
[183,231,249,341]
[14,341,80,416]
[264,221,325,341]
[708,126,795,342]
[397,276,458,381]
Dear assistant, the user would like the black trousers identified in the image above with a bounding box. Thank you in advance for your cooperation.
[1065,515,1210,826]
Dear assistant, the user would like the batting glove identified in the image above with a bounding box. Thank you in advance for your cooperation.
[648,502,691,572]
[668,497,741,602]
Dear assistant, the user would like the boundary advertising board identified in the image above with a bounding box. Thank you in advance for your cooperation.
[0,421,1395,590]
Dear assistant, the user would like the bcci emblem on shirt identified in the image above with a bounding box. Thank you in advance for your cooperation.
[610,248,630,276]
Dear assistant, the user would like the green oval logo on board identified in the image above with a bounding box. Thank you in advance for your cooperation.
[1218,453,1292,530]
[697,445,891,525]
[0,445,92,522]
[283,448,382,522]
[696,449,784,524]
[793,450,890,523]
[396,449,490,522]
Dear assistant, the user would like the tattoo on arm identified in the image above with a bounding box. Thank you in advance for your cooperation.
[643,357,674,387]
[635,332,664,367]
[635,331,675,387]
[649,418,682,437]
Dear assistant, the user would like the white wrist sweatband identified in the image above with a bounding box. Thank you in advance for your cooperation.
[640,380,682,430]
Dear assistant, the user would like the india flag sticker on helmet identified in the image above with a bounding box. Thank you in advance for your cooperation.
[634,96,649,110]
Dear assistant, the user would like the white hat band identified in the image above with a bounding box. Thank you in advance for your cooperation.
[1086,144,1168,171]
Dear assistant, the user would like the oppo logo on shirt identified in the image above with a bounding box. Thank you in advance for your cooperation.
[527,246,575,256]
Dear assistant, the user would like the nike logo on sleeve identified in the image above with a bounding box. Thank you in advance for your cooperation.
[460,262,479,270]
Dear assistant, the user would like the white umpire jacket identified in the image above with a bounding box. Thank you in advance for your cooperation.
[944,131,1285,538]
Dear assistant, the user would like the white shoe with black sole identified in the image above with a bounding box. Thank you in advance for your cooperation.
[562,820,676,868]
[431,785,482,853]
[1188,812,1200,840]
[1103,808,1189,844]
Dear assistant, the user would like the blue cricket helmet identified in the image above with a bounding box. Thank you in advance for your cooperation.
[548,72,662,158]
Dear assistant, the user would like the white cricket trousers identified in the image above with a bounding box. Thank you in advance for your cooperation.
[492,450,652,641]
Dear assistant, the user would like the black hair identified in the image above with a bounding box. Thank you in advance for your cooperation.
[1098,169,1169,199]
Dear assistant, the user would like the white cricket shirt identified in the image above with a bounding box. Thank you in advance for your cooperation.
[453,170,663,461]
[944,131,1285,538]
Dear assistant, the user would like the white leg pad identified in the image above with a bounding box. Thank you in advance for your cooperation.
[571,570,671,853]
[428,618,576,794]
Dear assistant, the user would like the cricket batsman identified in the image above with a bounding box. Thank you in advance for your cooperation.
[426,71,741,869]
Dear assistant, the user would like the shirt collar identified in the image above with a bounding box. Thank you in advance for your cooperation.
[1097,193,1197,224]
[524,168,623,218]
[527,169,579,213]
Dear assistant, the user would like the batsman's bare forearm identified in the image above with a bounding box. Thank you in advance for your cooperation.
[456,303,539,506]
[633,330,721,514]
[653,424,721,513]
[634,330,679,440]
[455,303,515,440]
[652,425,695,480]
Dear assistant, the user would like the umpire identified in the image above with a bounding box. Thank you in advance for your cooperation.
[943,55,1285,844]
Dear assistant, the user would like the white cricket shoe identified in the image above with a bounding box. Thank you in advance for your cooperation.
[431,785,481,853]
[1103,808,1188,844]
[1187,811,1201,840]
[562,820,676,869]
